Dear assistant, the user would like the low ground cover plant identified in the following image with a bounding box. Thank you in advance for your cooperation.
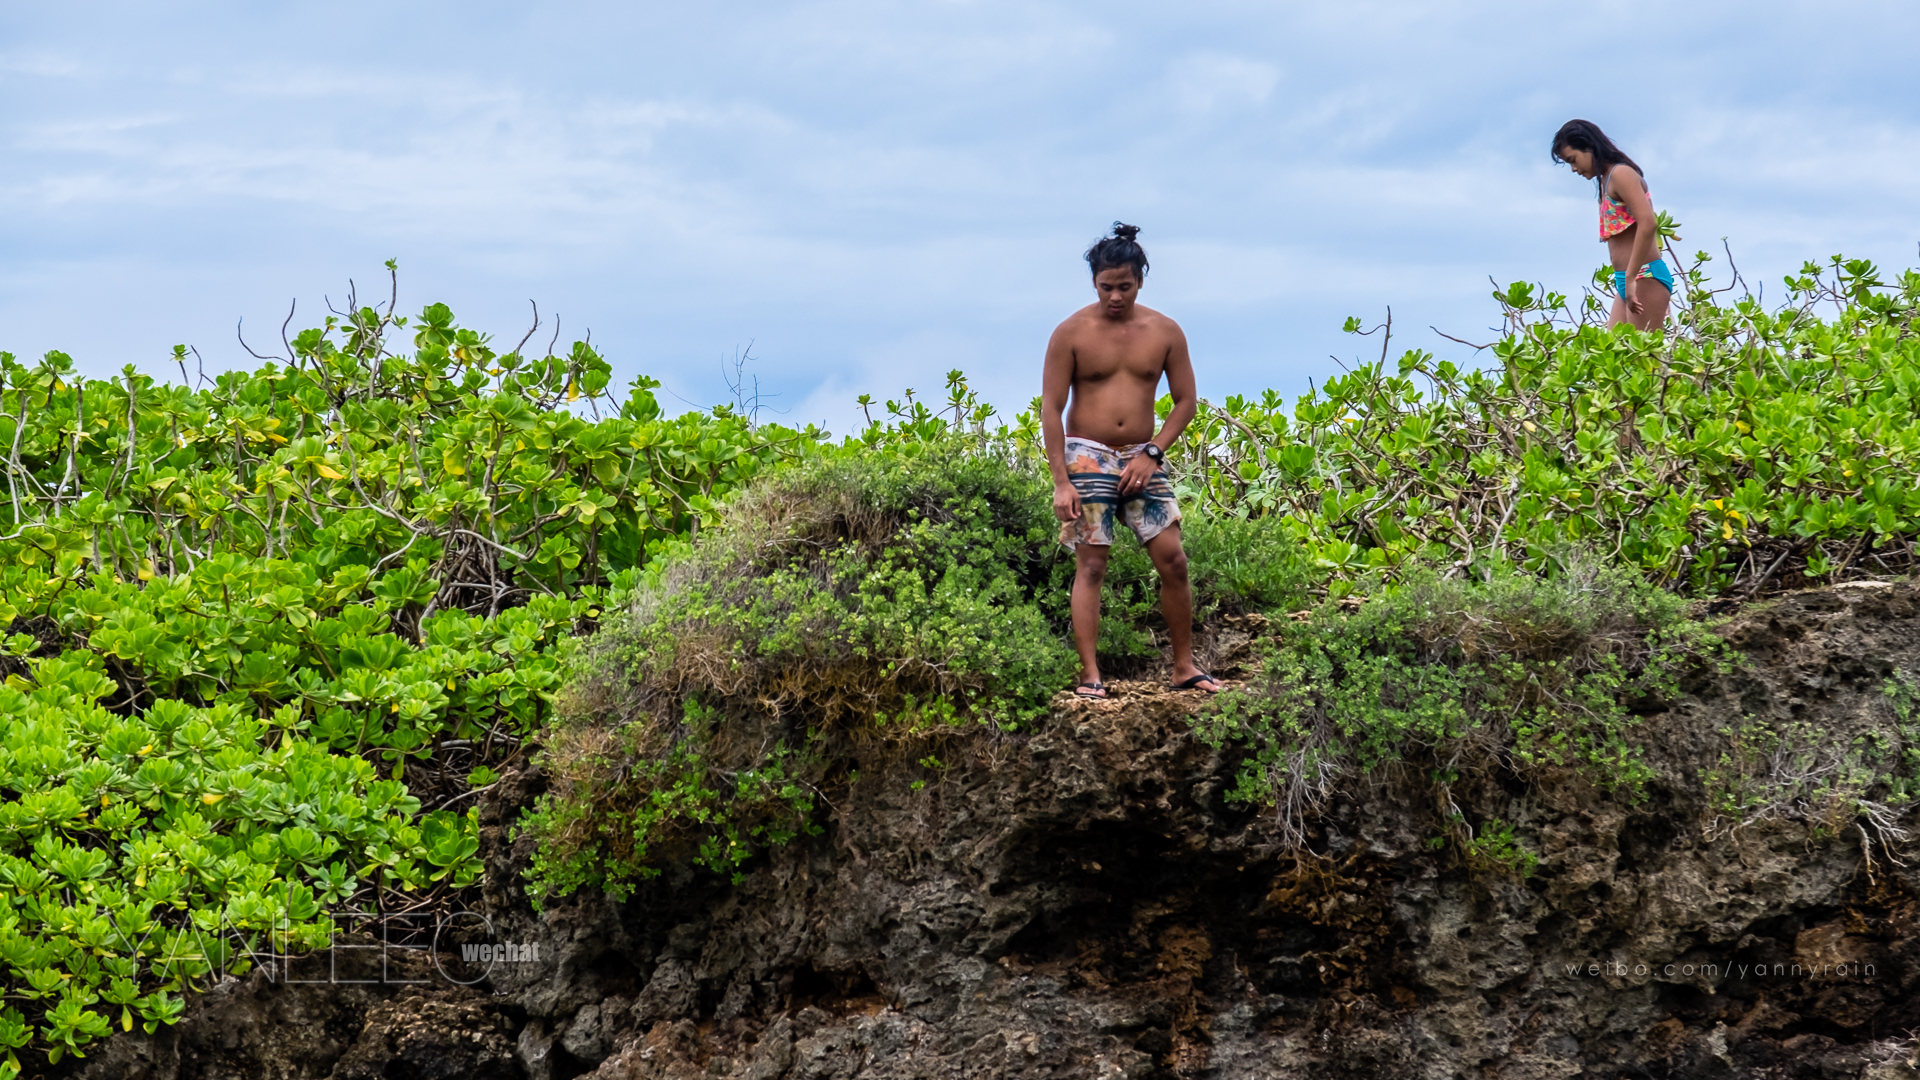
[1191,560,1716,866]
[1694,671,1920,867]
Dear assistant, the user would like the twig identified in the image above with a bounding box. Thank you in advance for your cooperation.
[237,319,280,362]
[1432,327,1494,350]
[437,783,498,811]
[511,300,541,358]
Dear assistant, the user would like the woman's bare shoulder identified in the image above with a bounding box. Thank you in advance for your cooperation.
[1607,163,1647,195]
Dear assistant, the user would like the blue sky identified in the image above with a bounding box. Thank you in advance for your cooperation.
[5,1,1918,434]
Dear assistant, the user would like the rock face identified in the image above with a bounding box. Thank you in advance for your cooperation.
[69,584,1920,1079]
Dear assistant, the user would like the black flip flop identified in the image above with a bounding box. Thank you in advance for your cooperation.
[1170,673,1221,693]
[1073,681,1108,699]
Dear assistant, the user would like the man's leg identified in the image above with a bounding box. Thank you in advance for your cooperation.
[1072,542,1110,692]
[1146,525,1220,690]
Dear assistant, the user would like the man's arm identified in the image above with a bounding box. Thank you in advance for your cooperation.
[1040,324,1080,521]
[1152,322,1199,451]
[1113,321,1197,498]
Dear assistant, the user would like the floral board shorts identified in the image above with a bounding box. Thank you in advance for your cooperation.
[1058,436,1182,548]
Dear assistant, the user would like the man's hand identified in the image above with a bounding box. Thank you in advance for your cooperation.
[1053,480,1082,522]
[1117,453,1156,497]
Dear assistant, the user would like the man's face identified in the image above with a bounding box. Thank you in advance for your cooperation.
[1094,267,1141,316]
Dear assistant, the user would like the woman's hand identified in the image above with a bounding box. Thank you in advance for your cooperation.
[1611,164,1658,318]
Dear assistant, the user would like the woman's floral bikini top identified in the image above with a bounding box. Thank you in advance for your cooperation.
[1599,171,1647,240]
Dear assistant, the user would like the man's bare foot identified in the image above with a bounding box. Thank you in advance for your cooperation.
[1169,668,1221,693]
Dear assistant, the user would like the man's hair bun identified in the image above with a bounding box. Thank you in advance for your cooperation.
[1085,222,1149,281]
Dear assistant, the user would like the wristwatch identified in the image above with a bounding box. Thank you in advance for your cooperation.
[1141,443,1165,465]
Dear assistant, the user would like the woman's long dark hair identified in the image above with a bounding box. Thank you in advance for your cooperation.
[1551,119,1642,200]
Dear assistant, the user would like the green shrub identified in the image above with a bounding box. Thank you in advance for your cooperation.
[521,446,1080,902]
[1089,511,1310,665]
[0,651,474,1074]
[1050,253,1920,596]
[12,245,1920,1059]
[0,277,819,1068]
[1192,559,1715,852]
[520,422,1318,903]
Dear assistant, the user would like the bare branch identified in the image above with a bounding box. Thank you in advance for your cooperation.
[1431,326,1494,350]
[511,300,541,358]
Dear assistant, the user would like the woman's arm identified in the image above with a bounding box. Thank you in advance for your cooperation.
[1612,164,1661,313]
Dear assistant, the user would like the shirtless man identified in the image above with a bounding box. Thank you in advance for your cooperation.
[1041,223,1220,699]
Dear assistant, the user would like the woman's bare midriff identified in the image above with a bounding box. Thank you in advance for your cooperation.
[1607,225,1642,271]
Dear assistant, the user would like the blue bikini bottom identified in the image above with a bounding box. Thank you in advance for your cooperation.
[1614,258,1674,297]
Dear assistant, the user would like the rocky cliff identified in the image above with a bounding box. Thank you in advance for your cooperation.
[67,583,1920,1080]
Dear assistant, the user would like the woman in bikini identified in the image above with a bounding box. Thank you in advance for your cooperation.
[1550,119,1670,331]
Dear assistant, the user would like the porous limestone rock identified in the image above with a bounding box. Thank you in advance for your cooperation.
[67,584,1920,1080]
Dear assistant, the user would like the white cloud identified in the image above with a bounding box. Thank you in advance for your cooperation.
[1167,52,1279,113]
[0,51,88,78]
[1,0,1918,434]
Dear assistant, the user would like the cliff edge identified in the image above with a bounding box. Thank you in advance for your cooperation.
[71,582,1920,1080]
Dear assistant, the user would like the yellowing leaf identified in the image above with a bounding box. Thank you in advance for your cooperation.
[316,464,346,480]
[201,793,224,805]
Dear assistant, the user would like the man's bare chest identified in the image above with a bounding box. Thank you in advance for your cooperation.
[1071,339,1167,384]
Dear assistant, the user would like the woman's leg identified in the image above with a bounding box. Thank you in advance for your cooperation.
[1608,277,1671,331]
[1607,295,1631,328]
[1630,276,1671,331]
